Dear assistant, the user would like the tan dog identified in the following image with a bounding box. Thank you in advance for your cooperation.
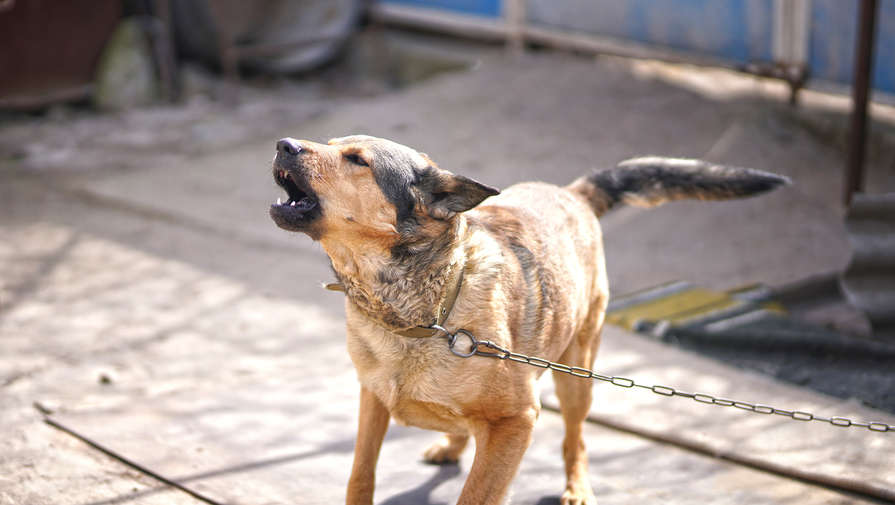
[269,135,787,505]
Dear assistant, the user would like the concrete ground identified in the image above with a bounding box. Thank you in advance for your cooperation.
[2,32,894,504]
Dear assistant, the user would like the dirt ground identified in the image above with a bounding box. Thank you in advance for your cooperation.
[2,30,894,505]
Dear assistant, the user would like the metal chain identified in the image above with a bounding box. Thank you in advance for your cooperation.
[429,325,894,433]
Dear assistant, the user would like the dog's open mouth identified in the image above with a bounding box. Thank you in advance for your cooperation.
[270,167,320,230]
[275,168,317,211]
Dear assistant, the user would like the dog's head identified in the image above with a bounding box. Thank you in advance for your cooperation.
[269,135,499,251]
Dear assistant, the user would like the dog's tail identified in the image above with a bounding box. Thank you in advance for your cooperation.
[566,157,790,217]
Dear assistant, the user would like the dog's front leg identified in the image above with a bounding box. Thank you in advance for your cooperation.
[458,410,538,505]
[346,386,390,505]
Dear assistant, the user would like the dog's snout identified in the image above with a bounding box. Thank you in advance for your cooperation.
[277,138,303,156]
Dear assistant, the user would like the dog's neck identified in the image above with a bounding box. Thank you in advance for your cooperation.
[323,217,467,331]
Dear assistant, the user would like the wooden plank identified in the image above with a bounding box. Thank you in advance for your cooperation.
[606,287,744,329]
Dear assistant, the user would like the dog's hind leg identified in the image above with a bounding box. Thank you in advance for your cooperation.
[552,308,605,505]
[422,432,470,464]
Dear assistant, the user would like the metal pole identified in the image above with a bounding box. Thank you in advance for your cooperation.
[505,0,526,56]
[152,0,177,102]
[844,0,879,205]
[206,1,239,104]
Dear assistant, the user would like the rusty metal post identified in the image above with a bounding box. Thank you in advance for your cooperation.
[206,1,239,104]
[152,0,177,102]
[844,0,879,206]
[505,0,526,56]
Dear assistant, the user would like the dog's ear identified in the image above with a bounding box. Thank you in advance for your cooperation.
[416,165,500,220]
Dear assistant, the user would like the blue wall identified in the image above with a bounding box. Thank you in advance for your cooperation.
[810,0,895,94]
[382,0,895,94]
[384,0,501,17]
[526,0,773,64]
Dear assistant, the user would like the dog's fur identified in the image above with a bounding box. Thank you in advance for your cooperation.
[269,135,787,505]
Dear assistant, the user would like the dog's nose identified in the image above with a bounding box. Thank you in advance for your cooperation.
[277,138,302,156]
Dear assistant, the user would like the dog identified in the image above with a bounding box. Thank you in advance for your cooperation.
[269,135,787,505]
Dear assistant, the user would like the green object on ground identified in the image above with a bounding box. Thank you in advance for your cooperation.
[93,18,159,111]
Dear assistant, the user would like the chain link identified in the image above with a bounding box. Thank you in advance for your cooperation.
[429,325,894,433]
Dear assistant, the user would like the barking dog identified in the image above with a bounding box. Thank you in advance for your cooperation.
[269,135,787,505]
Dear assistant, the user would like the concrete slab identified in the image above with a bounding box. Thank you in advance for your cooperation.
[542,326,895,502]
[0,177,339,505]
[74,53,857,299]
[841,193,895,337]
[1,177,881,504]
[50,384,887,505]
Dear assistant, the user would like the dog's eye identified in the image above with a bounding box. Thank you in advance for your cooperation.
[344,153,369,167]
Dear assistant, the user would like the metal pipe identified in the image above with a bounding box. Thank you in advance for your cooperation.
[505,0,526,56]
[845,0,879,206]
[153,0,177,102]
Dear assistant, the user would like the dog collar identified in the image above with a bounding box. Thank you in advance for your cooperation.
[323,261,465,338]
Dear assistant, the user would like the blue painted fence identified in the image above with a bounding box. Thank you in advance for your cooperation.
[526,0,774,64]
[382,0,895,95]
[811,0,895,95]
[385,0,501,17]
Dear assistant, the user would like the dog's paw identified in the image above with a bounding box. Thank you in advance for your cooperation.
[560,486,597,505]
[421,435,466,465]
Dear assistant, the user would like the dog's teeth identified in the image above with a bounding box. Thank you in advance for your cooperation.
[277,197,282,205]
[291,201,296,206]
